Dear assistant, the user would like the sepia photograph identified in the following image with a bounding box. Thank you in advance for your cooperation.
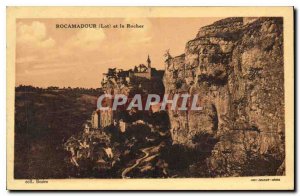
[6,6,294,190]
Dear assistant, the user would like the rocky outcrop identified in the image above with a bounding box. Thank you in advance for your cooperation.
[163,17,285,176]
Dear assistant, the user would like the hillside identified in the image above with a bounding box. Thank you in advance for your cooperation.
[14,86,100,178]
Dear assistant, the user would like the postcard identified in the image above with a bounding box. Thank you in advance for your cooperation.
[6,6,294,190]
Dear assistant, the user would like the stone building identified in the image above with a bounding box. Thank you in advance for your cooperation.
[99,109,113,128]
[101,55,155,89]
[91,111,99,129]
[129,55,152,79]
[91,109,113,129]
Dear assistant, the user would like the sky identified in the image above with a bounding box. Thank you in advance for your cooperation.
[16,18,221,88]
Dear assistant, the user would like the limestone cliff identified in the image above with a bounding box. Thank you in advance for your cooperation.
[163,17,285,176]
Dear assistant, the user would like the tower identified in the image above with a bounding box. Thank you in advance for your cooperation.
[147,55,151,68]
[147,55,151,78]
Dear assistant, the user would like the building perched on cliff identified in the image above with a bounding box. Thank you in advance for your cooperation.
[130,55,152,79]
[94,55,164,130]
[101,55,164,89]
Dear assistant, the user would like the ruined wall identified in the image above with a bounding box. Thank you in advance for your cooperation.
[163,17,285,176]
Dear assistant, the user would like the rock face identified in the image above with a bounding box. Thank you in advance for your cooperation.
[163,17,284,176]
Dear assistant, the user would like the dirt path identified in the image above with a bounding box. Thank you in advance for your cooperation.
[121,146,156,179]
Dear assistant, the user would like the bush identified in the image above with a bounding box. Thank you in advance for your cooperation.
[160,144,196,171]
